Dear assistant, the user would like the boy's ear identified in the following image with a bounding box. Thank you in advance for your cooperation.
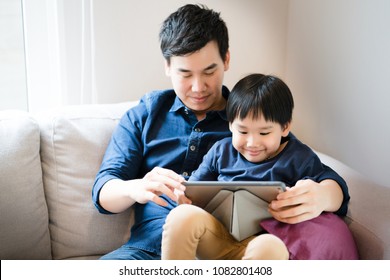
[229,123,233,132]
[282,122,291,137]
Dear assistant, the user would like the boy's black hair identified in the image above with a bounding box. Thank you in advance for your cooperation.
[226,74,294,127]
[159,4,229,64]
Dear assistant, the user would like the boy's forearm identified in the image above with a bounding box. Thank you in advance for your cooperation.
[320,179,344,212]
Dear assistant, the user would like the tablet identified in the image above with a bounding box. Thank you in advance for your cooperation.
[183,181,286,209]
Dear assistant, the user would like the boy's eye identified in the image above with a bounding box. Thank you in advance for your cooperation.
[238,131,247,134]
[260,132,270,136]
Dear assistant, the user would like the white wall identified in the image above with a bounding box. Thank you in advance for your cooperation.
[90,0,288,101]
[22,0,288,111]
[285,0,390,187]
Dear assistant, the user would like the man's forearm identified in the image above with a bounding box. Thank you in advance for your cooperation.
[99,179,136,213]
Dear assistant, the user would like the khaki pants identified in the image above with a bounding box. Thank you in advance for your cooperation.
[161,204,288,260]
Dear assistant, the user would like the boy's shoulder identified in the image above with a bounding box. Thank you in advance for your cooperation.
[213,136,233,148]
[285,133,321,163]
[288,133,314,152]
[209,137,235,157]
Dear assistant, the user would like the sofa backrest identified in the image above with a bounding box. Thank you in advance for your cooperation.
[0,111,52,259]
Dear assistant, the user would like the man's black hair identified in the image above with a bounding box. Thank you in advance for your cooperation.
[159,4,229,63]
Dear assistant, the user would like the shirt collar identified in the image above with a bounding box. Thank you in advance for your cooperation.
[169,95,186,113]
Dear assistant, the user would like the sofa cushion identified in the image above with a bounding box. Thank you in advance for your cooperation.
[0,111,52,259]
[37,102,137,259]
[260,212,358,259]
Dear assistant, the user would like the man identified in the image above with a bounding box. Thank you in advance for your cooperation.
[92,4,231,260]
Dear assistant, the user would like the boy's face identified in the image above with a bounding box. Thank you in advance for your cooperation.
[165,41,230,120]
[229,114,291,163]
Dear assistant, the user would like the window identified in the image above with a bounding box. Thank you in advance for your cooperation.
[0,0,27,111]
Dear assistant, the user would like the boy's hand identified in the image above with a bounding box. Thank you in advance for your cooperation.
[268,179,326,224]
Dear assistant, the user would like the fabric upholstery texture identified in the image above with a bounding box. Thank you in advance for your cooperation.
[37,104,134,259]
[0,111,51,259]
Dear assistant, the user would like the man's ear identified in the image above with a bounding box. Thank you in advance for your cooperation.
[164,60,171,77]
[282,122,292,137]
[224,50,230,71]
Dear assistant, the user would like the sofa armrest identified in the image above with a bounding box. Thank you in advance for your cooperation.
[0,111,52,259]
[316,151,390,259]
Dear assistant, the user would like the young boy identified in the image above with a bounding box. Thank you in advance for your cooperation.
[162,73,358,260]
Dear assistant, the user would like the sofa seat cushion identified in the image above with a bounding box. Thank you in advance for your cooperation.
[0,111,52,259]
[37,102,137,259]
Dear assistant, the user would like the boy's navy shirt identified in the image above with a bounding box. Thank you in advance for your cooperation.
[189,133,350,216]
[92,87,231,255]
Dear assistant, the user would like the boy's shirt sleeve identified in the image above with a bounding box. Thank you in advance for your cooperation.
[189,141,220,181]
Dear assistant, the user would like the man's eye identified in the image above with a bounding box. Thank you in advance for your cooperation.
[205,71,215,76]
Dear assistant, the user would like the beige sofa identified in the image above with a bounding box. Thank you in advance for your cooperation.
[1,102,389,260]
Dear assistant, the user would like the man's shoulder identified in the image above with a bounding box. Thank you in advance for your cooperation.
[141,89,176,110]
[121,89,176,122]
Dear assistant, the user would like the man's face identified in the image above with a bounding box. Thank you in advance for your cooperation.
[165,41,230,120]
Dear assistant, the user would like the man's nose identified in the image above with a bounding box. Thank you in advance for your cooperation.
[191,76,206,92]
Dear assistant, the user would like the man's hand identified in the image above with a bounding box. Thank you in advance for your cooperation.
[99,167,186,213]
[138,167,186,206]
[174,188,192,205]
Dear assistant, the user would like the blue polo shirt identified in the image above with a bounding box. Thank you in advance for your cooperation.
[189,133,350,216]
[92,87,231,255]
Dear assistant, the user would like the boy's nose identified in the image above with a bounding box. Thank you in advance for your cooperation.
[246,135,258,146]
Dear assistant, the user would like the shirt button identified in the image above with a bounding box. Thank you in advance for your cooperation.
[182,172,188,176]
[194,128,201,132]
[190,145,196,151]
